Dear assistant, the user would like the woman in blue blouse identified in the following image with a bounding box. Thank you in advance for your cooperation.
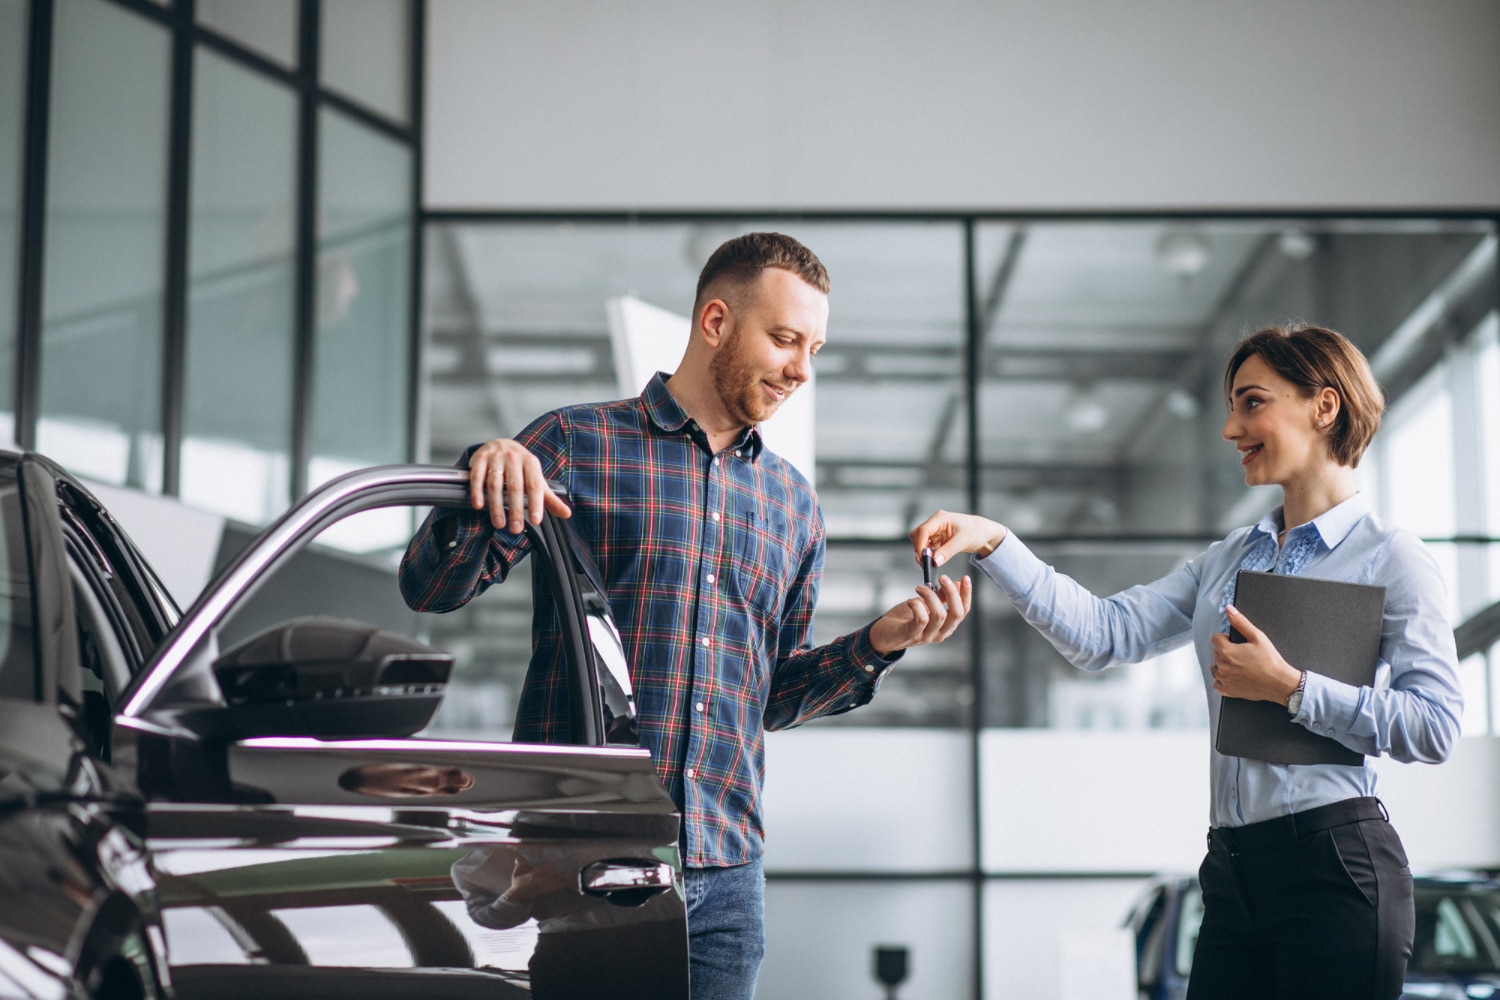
[913,325,1462,999]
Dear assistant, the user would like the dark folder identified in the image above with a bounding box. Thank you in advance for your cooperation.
[1214,570,1386,766]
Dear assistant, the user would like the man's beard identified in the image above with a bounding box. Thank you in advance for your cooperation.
[710,332,790,426]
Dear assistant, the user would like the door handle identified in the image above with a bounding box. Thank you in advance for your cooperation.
[580,859,676,906]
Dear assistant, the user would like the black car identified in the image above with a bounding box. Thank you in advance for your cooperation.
[1126,870,1500,1000]
[0,450,689,999]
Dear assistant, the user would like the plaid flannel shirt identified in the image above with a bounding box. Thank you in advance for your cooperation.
[399,373,898,867]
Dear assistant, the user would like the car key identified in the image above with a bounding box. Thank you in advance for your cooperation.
[921,547,940,591]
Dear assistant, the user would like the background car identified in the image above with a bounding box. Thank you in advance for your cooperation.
[0,450,689,999]
[1126,869,1500,1000]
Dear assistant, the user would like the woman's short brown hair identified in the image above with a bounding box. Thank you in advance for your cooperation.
[1223,324,1385,467]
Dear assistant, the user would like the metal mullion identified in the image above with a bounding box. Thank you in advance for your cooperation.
[98,0,173,25]
[962,216,985,1000]
[192,24,302,89]
[15,0,54,452]
[422,207,1500,226]
[290,0,319,501]
[160,0,194,496]
[406,0,425,463]
[319,87,417,146]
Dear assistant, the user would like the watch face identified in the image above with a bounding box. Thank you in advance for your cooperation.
[1287,692,1303,715]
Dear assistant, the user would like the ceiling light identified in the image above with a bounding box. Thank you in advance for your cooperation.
[1062,395,1110,434]
[1087,496,1121,524]
[1277,228,1316,260]
[1165,388,1200,420]
[1155,231,1210,278]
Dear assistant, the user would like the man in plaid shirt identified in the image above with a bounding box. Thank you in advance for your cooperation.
[400,232,971,999]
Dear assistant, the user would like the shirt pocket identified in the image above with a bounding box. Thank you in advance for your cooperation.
[729,501,793,620]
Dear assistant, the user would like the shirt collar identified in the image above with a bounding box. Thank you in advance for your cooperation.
[641,371,765,460]
[1246,491,1372,551]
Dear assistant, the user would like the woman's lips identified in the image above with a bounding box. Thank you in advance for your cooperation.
[1240,444,1262,467]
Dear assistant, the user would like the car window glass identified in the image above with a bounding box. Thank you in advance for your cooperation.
[1175,886,1203,977]
[1135,888,1166,984]
[0,480,38,701]
[57,496,171,665]
[69,571,129,758]
[1435,897,1480,958]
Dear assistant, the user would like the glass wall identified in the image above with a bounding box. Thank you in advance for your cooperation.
[196,0,298,69]
[181,49,297,524]
[9,0,418,527]
[321,0,410,122]
[423,214,1500,998]
[37,0,170,489]
[425,216,1499,734]
[309,108,412,499]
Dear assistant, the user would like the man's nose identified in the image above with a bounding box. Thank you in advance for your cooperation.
[786,348,812,383]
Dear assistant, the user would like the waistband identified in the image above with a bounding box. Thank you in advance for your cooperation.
[1208,797,1387,853]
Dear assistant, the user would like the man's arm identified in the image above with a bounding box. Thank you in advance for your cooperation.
[763,539,971,730]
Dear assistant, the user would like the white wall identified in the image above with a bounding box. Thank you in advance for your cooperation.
[426,0,1500,210]
[763,728,1500,999]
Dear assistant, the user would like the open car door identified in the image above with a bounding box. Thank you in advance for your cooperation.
[114,466,688,1000]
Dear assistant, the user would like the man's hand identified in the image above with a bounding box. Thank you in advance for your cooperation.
[1208,604,1303,704]
[909,510,1009,567]
[467,438,572,533]
[868,574,973,656]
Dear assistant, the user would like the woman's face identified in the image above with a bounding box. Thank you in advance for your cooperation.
[1220,354,1332,488]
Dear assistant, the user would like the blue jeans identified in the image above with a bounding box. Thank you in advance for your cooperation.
[683,858,765,1000]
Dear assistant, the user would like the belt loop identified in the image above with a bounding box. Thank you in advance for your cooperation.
[1377,798,1389,823]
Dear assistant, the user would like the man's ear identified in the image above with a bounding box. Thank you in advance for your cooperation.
[698,298,730,348]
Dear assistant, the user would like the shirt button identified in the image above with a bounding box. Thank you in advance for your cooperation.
[863,664,875,673]
[695,702,705,712]
[700,637,711,647]
[710,511,721,522]
[706,572,716,584]
[686,768,696,779]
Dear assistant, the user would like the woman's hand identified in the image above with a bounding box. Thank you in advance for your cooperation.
[909,510,1009,568]
[1209,604,1304,704]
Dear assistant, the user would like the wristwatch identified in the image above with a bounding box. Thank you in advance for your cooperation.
[1286,670,1307,715]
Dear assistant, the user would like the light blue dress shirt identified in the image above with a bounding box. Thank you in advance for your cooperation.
[976,492,1463,829]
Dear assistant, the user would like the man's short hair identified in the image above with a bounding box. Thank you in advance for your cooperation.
[693,232,830,314]
[1223,324,1385,467]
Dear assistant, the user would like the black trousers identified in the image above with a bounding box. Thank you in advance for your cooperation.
[1185,797,1414,1000]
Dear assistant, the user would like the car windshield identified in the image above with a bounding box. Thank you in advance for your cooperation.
[1412,882,1500,974]
[0,474,37,701]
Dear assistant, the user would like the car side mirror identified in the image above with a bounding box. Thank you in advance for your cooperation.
[210,616,452,740]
